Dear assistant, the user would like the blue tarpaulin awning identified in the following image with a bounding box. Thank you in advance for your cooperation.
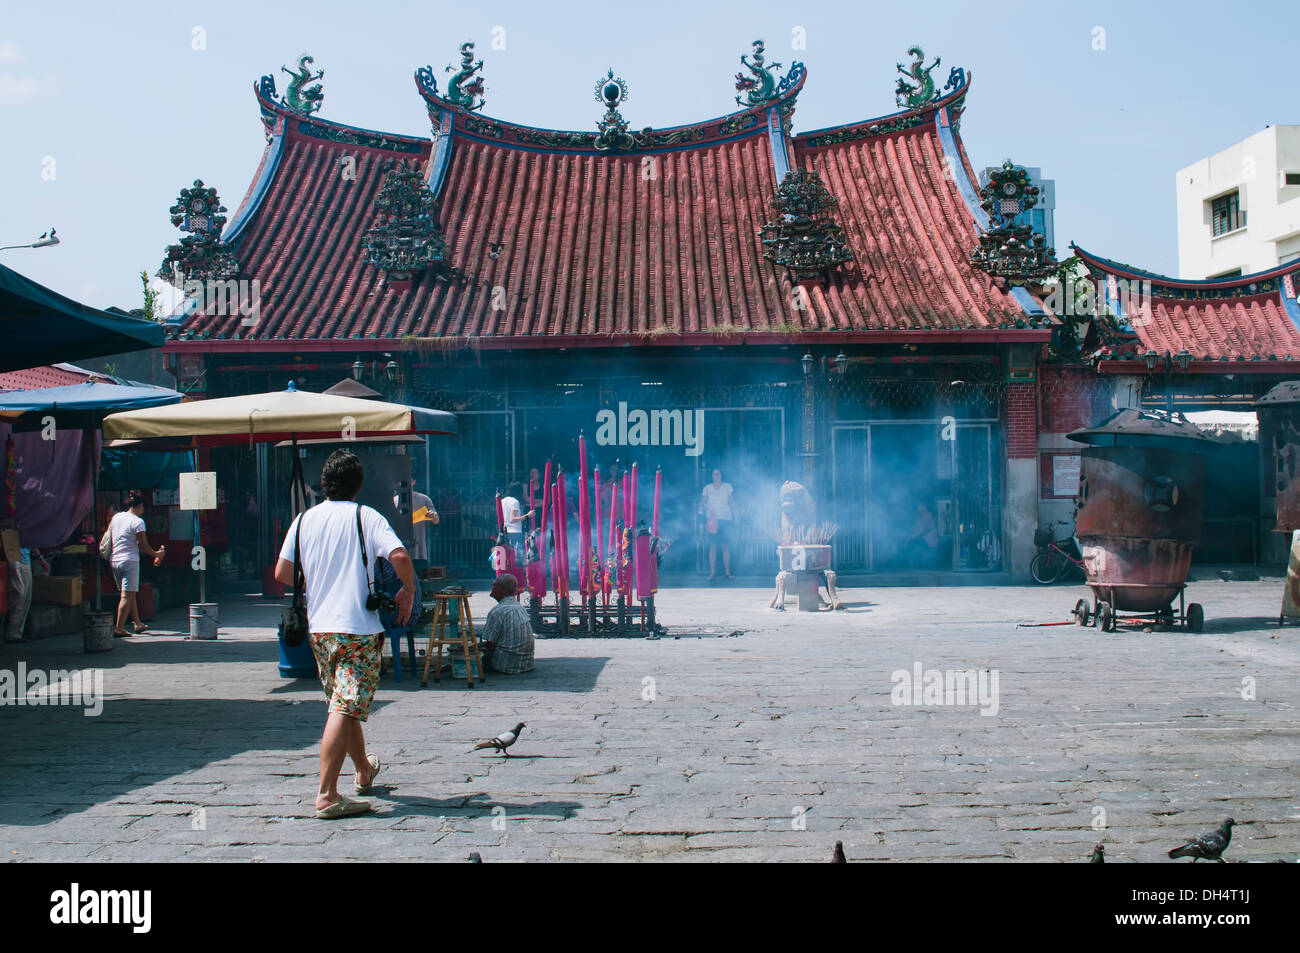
[0,262,164,373]
[0,380,184,431]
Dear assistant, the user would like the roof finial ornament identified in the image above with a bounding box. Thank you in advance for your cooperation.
[281,54,324,115]
[361,160,449,283]
[593,70,647,152]
[969,160,1057,286]
[445,41,486,112]
[895,46,940,110]
[759,171,853,282]
[158,180,239,287]
[735,40,781,106]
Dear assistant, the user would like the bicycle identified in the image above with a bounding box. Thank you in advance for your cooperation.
[1030,520,1086,584]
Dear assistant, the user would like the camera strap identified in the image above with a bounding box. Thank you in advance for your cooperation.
[356,504,376,599]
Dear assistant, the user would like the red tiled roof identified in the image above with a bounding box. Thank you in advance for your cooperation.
[0,363,113,391]
[175,72,1042,347]
[1073,245,1300,363]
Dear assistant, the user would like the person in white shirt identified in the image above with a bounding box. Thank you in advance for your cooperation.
[699,469,736,581]
[393,484,438,565]
[108,490,165,637]
[275,450,415,820]
[499,483,533,562]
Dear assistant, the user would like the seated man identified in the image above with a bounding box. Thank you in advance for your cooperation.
[480,573,534,674]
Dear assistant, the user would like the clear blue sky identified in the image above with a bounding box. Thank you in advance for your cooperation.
[1,0,1295,309]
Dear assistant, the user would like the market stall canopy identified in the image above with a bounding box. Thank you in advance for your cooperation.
[101,382,457,447]
[0,380,183,431]
[0,262,164,372]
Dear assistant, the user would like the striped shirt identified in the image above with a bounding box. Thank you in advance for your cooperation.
[481,599,534,674]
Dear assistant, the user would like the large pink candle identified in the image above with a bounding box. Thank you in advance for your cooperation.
[652,466,662,538]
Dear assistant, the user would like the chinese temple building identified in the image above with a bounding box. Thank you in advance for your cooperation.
[161,43,1078,580]
[1049,246,1300,564]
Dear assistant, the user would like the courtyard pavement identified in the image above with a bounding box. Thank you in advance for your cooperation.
[1,577,1297,862]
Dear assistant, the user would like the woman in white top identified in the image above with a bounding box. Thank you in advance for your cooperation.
[108,490,165,637]
[699,469,736,581]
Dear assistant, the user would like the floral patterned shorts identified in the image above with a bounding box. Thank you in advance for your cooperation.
[309,632,382,721]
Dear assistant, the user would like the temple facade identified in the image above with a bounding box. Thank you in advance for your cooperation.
[154,43,1300,580]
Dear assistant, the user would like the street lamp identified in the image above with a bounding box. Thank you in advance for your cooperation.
[801,352,815,377]
[834,352,849,376]
[0,229,59,252]
[351,360,364,381]
[1174,349,1193,372]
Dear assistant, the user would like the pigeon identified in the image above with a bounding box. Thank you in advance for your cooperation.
[473,722,526,757]
[1091,843,1105,864]
[467,852,482,863]
[1168,818,1234,863]
[831,841,846,863]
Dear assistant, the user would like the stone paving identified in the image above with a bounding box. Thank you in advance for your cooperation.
[1,578,1297,862]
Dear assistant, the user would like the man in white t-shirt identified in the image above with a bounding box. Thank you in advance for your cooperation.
[700,469,736,581]
[499,483,532,562]
[108,490,166,637]
[275,450,415,820]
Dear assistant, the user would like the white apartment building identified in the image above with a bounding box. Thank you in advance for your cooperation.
[1176,125,1300,279]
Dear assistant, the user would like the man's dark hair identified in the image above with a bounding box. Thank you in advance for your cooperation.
[321,450,364,501]
[507,482,522,499]
[495,573,518,596]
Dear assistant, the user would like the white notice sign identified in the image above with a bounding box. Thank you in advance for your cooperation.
[1053,455,1081,498]
[179,472,217,511]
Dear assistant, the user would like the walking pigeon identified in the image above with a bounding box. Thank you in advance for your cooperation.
[1168,818,1234,863]
[473,722,526,757]
[832,841,846,863]
[1091,843,1105,864]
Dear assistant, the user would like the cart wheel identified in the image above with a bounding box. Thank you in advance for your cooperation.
[1186,603,1204,632]
[1073,598,1091,627]
[1098,603,1113,632]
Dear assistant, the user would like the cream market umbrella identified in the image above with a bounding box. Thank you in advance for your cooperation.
[101,382,458,598]
[101,381,457,447]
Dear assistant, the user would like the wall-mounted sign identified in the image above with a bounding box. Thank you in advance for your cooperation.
[179,472,218,511]
[1040,452,1081,499]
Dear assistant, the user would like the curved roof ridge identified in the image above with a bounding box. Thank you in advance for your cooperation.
[1072,242,1300,292]
[254,78,428,152]
[416,62,806,155]
[794,72,971,146]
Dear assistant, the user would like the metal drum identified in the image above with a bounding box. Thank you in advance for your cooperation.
[1076,445,1204,611]
[1068,410,1214,628]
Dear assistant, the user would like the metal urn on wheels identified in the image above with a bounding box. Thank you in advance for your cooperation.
[1068,410,1216,632]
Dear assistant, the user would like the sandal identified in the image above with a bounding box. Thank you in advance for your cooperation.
[354,754,382,794]
[113,629,132,638]
[315,795,373,820]
[132,622,149,633]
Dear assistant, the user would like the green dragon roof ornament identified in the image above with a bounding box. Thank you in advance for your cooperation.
[735,40,782,107]
[281,54,324,115]
[895,46,940,110]
[445,41,486,112]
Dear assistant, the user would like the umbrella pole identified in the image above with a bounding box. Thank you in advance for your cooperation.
[193,449,204,605]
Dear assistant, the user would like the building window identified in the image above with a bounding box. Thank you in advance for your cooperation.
[1286,172,1300,186]
[1211,191,1245,236]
